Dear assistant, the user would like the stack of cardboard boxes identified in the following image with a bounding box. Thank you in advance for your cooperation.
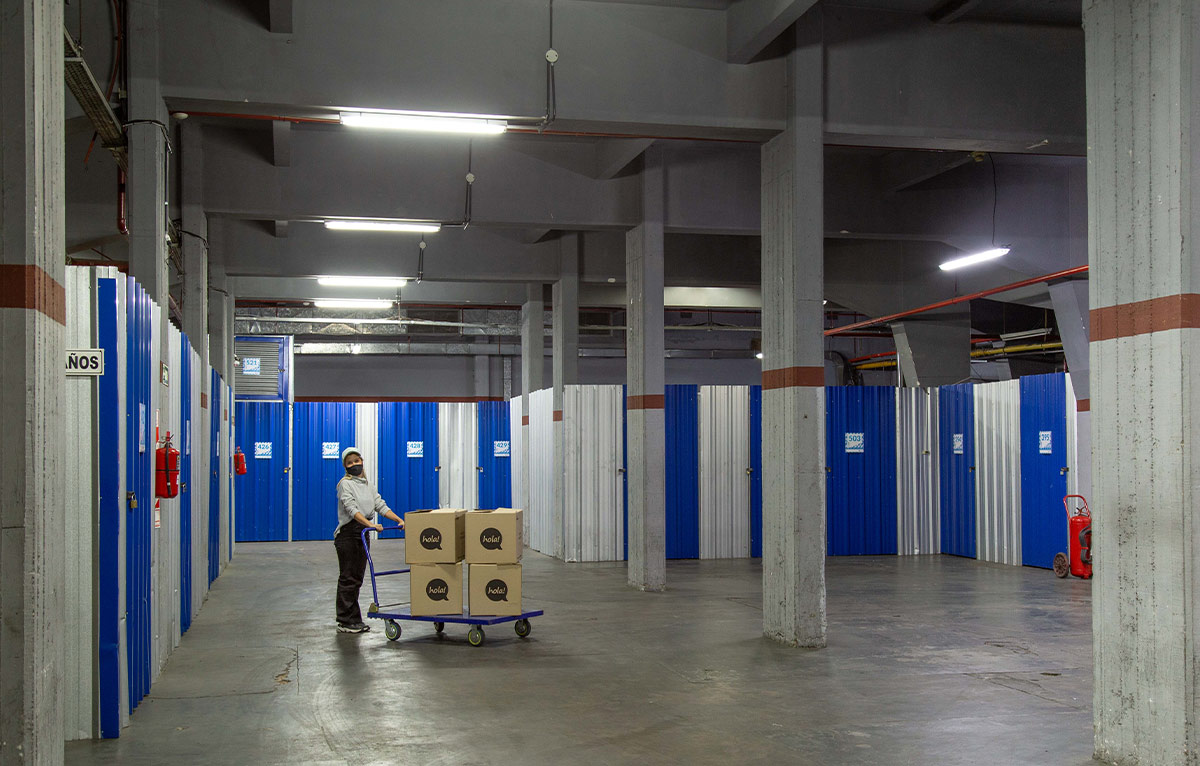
[406,508,524,617]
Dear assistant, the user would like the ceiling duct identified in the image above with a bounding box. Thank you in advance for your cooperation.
[63,27,127,170]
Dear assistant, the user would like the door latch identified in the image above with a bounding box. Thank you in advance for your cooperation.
[127,492,137,510]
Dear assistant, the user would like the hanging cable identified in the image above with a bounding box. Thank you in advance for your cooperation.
[417,238,426,284]
[541,0,558,132]
[988,153,999,247]
[463,139,475,228]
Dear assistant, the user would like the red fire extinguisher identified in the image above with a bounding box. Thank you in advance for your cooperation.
[155,432,181,499]
[1054,495,1093,579]
[234,447,248,476]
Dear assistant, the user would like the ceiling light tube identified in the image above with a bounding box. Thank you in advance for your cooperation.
[313,298,394,310]
[324,219,441,234]
[340,111,507,135]
[939,247,1011,271]
[317,276,407,288]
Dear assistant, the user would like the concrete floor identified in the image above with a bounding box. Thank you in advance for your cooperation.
[67,545,1096,765]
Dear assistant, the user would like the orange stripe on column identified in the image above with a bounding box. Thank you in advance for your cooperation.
[0,265,66,325]
[1077,398,1090,413]
[627,394,665,410]
[762,366,824,390]
[553,410,563,421]
[201,393,208,409]
[1091,293,1200,341]
[521,415,530,426]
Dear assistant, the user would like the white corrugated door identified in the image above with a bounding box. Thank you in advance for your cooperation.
[528,389,555,554]
[974,380,1022,566]
[438,402,478,509]
[699,386,750,559]
[895,387,940,555]
[563,385,625,562]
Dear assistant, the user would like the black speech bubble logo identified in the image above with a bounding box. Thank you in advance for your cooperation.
[420,528,443,550]
[426,579,449,601]
[485,579,509,602]
[480,528,503,551]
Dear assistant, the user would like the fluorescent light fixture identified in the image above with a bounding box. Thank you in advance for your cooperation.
[324,219,441,234]
[755,352,764,360]
[940,247,1010,271]
[340,111,507,135]
[317,276,407,288]
[313,298,394,310]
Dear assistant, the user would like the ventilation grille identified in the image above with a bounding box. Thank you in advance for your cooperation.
[234,339,284,398]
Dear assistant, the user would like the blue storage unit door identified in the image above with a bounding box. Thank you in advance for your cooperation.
[749,385,763,559]
[622,385,629,561]
[825,387,899,555]
[208,371,221,584]
[664,385,700,559]
[291,402,356,540]
[1020,373,1069,569]
[234,401,291,542]
[125,277,153,710]
[477,401,512,509]
[179,337,193,633]
[96,277,121,737]
[938,383,976,557]
[378,402,439,539]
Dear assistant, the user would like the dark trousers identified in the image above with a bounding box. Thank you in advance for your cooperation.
[334,524,370,625]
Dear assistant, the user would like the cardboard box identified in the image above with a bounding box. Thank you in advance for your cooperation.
[465,508,524,563]
[468,563,523,616]
[404,509,466,563]
[410,563,464,616]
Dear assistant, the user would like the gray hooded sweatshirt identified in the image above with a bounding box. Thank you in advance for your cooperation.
[335,474,393,537]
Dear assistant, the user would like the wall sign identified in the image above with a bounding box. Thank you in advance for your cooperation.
[1039,430,1053,454]
[254,442,273,459]
[242,357,261,376]
[138,404,146,454]
[407,441,424,459]
[322,441,340,459]
[844,432,865,454]
[66,349,104,376]
[160,362,169,387]
[493,440,511,458]
[953,433,964,455]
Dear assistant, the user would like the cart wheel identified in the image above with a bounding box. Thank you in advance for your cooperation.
[433,622,445,634]
[384,620,401,641]
[1053,552,1070,578]
[467,626,485,647]
[514,619,531,638]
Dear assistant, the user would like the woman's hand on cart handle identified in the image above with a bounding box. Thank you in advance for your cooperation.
[372,522,384,532]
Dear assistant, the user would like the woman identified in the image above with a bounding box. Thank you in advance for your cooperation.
[333,447,405,633]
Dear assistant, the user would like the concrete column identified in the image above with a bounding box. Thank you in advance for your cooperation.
[0,0,67,761]
[208,265,231,381]
[626,146,667,592]
[759,16,826,647]
[473,355,489,398]
[521,285,544,396]
[1050,279,1090,500]
[552,234,581,560]
[892,308,971,387]
[1085,3,1200,762]
[126,0,168,307]
[180,122,208,371]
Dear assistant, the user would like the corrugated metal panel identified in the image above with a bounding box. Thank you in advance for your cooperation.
[64,268,96,739]
[562,385,625,562]
[527,389,555,554]
[665,385,700,559]
[438,402,478,509]
[190,347,206,624]
[354,402,379,489]
[292,402,356,540]
[699,385,751,559]
[208,370,222,585]
[158,323,183,670]
[477,401,512,509]
[508,396,526,522]
[179,335,193,635]
[975,379,1022,566]
[96,275,124,737]
[749,385,762,558]
[233,337,285,398]
[825,387,898,555]
[222,379,233,562]
[377,402,439,539]
[896,387,940,556]
[1019,373,1068,569]
[125,277,153,711]
[1065,373,1080,501]
[939,383,977,558]
[234,401,291,541]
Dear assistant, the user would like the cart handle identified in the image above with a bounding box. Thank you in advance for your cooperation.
[361,525,406,607]
[1063,494,1091,518]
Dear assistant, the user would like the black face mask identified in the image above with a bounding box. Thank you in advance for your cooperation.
[346,464,364,476]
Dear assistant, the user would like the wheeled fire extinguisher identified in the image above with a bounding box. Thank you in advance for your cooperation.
[1054,495,1093,580]
[234,447,248,476]
[155,432,181,499]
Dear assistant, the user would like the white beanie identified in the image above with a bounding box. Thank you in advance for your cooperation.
[341,446,362,465]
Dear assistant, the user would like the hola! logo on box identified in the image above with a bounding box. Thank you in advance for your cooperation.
[254,441,272,459]
[322,441,339,459]
[844,432,865,454]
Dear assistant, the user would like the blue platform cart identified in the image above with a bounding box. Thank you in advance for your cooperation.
[361,527,544,646]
